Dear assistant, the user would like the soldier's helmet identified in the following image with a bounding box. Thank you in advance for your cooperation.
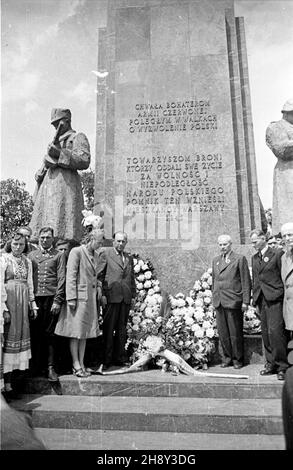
[51,108,71,124]
[281,99,293,113]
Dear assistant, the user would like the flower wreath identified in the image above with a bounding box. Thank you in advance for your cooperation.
[127,257,261,372]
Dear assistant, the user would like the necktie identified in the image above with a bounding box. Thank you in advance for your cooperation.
[119,252,124,266]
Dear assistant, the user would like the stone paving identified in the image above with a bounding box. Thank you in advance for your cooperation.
[7,363,287,450]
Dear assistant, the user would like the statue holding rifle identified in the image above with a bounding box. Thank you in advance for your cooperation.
[30,108,91,243]
[266,98,293,233]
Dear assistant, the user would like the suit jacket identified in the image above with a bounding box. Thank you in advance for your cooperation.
[96,247,136,304]
[251,246,284,305]
[282,365,293,449]
[212,251,251,309]
[28,247,66,305]
[281,251,293,330]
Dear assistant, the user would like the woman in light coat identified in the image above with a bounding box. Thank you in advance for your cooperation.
[281,223,293,338]
[55,229,104,377]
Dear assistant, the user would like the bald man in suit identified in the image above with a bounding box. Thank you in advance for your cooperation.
[212,234,251,369]
[97,232,136,369]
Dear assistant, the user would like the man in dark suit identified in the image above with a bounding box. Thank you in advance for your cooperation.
[282,361,293,449]
[212,234,251,369]
[97,232,136,369]
[250,229,288,380]
[28,226,66,382]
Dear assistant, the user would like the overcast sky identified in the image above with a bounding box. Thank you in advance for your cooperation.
[1,0,293,208]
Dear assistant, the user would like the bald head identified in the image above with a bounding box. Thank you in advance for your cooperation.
[281,223,293,251]
[218,234,232,256]
[281,223,293,235]
[218,234,231,244]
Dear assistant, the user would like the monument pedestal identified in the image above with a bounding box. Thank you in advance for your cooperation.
[95,0,261,293]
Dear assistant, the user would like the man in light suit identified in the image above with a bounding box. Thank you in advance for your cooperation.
[212,234,251,369]
[250,229,288,381]
[97,232,136,369]
[281,223,293,339]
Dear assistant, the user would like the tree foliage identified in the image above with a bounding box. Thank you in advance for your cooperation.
[80,168,95,211]
[0,179,34,243]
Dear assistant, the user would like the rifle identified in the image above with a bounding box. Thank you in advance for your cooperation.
[35,120,66,189]
[52,120,64,146]
[45,120,65,168]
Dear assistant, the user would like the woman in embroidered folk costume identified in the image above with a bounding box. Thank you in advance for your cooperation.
[0,233,38,398]
[55,228,104,378]
[30,108,90,243]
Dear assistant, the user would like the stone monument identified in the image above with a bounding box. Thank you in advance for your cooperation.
[95,0,261,293]
[266,98,293,234]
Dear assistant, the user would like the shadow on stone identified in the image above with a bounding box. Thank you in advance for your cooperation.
[50,381,63,396]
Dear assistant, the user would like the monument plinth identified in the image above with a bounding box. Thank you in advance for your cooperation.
[95,0,261,293]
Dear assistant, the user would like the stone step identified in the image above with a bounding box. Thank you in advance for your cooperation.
[22,364,283,399]
[11,394,283,435]
[35,427,285,450]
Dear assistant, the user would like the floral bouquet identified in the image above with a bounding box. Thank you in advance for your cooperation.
[161,292,217,370]
[126,254,164,362]
[243,305,261,334]
[191,267,261,335]
[126,258,259,374]
[127,260,219,370]
[190,268,213,300]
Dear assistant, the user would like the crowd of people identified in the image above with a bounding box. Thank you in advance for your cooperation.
[212,223,293,381]
[1,221,293,399]
[1,222,293,449]
[0,225,136,398]
[0,223,293,398]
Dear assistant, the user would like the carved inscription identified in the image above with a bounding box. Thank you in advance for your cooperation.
[125,99,224,217]
[126,153,224,214]
[129,99,217,133]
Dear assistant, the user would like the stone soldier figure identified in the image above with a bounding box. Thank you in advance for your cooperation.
[266,98,293,233]
[30,108,91,243]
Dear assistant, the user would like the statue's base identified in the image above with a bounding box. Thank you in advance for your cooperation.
[211,335,264,366]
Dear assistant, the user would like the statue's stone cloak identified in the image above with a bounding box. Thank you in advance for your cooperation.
[30,130,90,242]
[266,119,293,233]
